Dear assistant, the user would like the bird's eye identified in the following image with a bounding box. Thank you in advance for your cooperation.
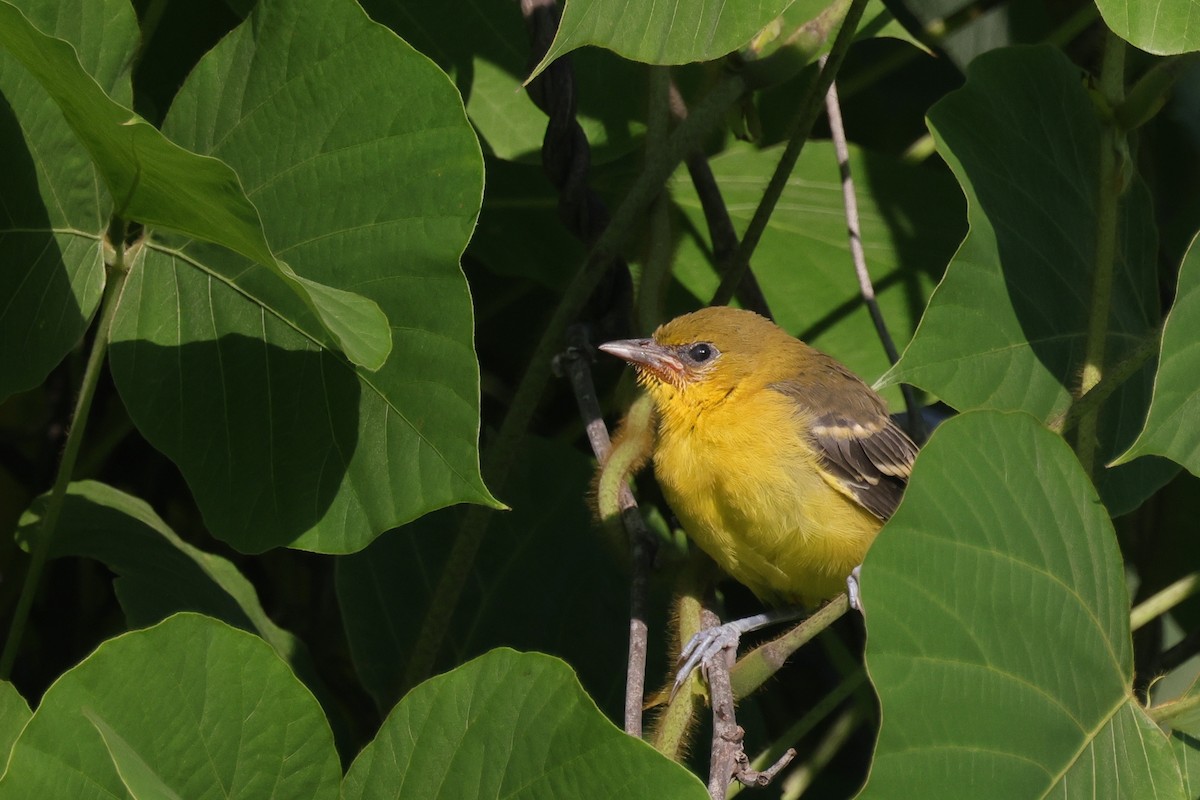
[688,343,715,363]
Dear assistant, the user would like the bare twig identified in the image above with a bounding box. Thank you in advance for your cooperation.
[553,326,654,736]
[703,609,798,799]
[822,61,926,441]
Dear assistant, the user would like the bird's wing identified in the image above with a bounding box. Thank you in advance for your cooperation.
[771,365,918,521]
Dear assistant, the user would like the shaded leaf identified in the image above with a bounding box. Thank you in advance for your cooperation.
[860,411,1182,798]
[884,45,1170,513]
[109,0,499,554]
[0,614,339,799]
[337,437,632,713]
[341,649,707,800]
[0,0,390,370]
[0,0,127,401]
[15,480,303,668]
[1118,234,1200,475]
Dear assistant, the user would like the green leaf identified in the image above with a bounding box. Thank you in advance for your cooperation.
[531,0,792,77]
[84,710,185,800]
[0,0,126,401]
[15,480,304,667]
[669,140,964,407]
[0,614,340,800]
[860,411,1183,798]
[884,45,1170,513]
[1172,732,1200,796]
[0,681,30,768]
[1096,0,1200,55]
[108,0,500,554]
[0,0,390,370]
[337,437,632,713]
[1117,235,1200,475]
[341,649,707,800]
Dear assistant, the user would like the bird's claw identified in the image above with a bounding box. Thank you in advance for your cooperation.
[847,564,864,613]
[671,623,743,699]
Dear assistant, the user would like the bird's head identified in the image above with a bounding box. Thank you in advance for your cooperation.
[599,307,795,409]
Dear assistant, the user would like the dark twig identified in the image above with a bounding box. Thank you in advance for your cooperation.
[553,326,653,736]
[822,61,926,441]
[667,81,772,320]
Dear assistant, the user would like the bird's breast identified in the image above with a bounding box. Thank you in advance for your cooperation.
[653,387,881,604]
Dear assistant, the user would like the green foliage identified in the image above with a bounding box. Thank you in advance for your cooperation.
[3,0,1200,796]
[341,649,707,799]
[862,411,1178,797]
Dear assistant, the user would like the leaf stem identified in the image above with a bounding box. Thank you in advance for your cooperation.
[1074,33,1126,477]
[0,231,133,679]
[1130,572,1200,633]
[710,0,871,307]
[1148,689,1200,727]
[401,73,748,693]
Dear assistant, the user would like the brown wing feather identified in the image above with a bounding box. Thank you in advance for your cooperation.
[770,357,918,521]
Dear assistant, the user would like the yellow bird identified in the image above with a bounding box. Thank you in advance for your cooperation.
[600,307,917,679]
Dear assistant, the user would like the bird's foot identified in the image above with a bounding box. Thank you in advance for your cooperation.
[672,622,743,699]
[847,564,864,614]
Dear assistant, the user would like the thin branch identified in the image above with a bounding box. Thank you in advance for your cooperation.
[710,0,871,307]
[704,608,796,799]
[822,61,925,441]
[553,327,655,736]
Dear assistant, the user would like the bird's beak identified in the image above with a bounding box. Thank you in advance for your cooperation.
[598,338,685,385]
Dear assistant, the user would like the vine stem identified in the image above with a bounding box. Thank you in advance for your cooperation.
[1130,572,1200,633]
[401,73,748,693]
[710,0,871,307]
[1074,32,1125,476]
[0,235,133,679]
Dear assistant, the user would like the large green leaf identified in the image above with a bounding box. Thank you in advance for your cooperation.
[108,0,500,554]
[337,437,632,713]
[1117,235,1200,475]
[883,45,1171,513]
[0,0,390,371]
[0,0,124,401]
[1096,0,1200,55]
[341,649,706,800]
[669,140,964,407]
[0,614,340,799]
[15,481,304,668]
[0,681,30,768]
[531,0,792,76]
[860,411,1182,798]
